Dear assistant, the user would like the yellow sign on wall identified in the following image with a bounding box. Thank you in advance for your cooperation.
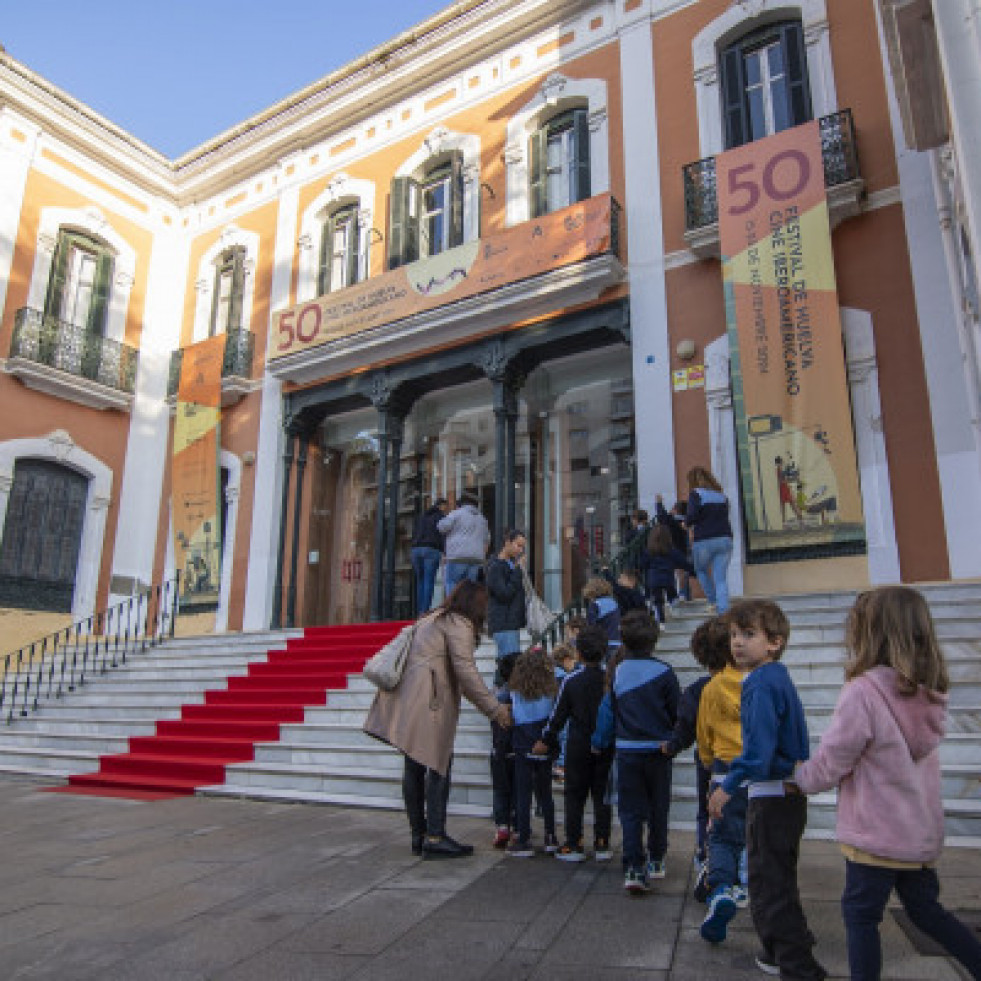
[718,121,864,558]
[172,335,224,606]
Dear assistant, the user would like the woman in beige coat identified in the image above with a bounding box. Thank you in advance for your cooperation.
[364,580,511,858]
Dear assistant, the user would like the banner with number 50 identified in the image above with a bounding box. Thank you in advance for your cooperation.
[718,120,865,560]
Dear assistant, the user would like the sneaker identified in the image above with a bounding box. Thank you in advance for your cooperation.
[646,859,666,880]
[492,826,510,849]
[555,843,587,863]
[505,839,534,858]
[593,838,612,862]
[754,949,780,976]
[706,603,718,614]
[693,860,711,903]
[730,884,749,909]
[624,868,650,895]
[700,886,738,943]
[544,833,560,854]
[552,766,565,784]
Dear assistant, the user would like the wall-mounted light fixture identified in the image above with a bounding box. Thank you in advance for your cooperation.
[676,339,697,362]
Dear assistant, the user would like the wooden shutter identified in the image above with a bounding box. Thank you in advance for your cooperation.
[528,126,548,219]
[228,246,246,330]
[317,218,331,295]
[781,21,812,127]
[43,231,71,323]
[572,108,591,203]
[86,250,114,336]
[449,155,465,247]
[388,176,419,269]
[721,44,749,150]
[346,206,361,285]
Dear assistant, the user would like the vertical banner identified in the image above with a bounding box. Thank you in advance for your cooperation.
[172,335,224,606]
[718,121,865,559]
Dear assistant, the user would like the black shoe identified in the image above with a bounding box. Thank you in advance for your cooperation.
[411,835,424,856]
[422,835,473,859]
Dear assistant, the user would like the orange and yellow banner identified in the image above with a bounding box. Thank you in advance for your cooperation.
[172,335,224,605]
[718,121,864,558]
[269,193,618,361]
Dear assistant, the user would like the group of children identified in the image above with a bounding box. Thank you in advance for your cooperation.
[489,587,981,981]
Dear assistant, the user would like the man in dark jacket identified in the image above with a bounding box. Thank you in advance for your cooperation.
[486,530,527,683]
[410,498,447,614]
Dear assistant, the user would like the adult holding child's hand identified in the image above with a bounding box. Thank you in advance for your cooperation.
[364,580,510,859]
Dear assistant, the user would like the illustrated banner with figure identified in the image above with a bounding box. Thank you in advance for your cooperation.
[717,120,865,558]
[172,334,224,605]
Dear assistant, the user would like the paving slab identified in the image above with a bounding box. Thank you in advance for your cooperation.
[0,777,978,980]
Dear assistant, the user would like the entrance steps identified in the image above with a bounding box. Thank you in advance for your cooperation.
[0,586,978,841]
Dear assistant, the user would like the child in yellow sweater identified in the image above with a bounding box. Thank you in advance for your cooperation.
[696,637,747,943]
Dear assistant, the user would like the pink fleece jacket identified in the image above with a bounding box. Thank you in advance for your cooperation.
[794,665,948,863]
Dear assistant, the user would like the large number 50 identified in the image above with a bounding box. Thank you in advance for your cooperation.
[726,149,811,216]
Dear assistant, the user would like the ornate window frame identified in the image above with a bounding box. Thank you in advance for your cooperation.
[395,128,481,245]
[692,0,836,158]
[27,207,136,344]
[191,226,260,344]
[297,174,376,303]
[505,74,609,226]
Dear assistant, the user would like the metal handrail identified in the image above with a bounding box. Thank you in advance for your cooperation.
[0,573,181,724]
[536,532,649,649]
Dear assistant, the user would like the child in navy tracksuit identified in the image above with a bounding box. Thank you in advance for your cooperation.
[708,599,826,980]
[646,525,694,624]
[535,625,614,862]
[584,577,621,660]
[505,646,559,857]
[593,610,680,894]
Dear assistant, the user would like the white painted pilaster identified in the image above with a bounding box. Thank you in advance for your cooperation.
[0,112,40,320]
[242,178,297,630]
[875,3,981,577]
[618,14,675,514]
[704,337,745,599]
[842,308,901,585]
[108,208,188,605]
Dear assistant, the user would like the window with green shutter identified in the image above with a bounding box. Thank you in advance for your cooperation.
[317,204,360,295]
[210,246,246,336]
[720,20,812,150]
[528,107,591,218]
[43,229,114,335]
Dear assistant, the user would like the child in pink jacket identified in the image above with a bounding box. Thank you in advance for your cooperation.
[794,587,981,981]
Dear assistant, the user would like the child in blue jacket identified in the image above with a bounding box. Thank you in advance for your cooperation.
[593,610,680,894]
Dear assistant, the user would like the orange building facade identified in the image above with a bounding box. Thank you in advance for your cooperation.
[0,0,977,635]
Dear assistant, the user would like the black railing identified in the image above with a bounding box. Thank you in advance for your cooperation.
[10,308,138,394]
[537,532,649,650]
[167,328,255,398]
[0,573,180,724]
[683,109,861,232]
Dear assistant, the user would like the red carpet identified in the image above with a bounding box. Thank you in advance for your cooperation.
[64,621,407,798]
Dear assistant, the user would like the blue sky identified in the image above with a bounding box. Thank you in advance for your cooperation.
[1,1,453,157]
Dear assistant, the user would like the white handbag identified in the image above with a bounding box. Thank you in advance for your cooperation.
[521,567,553,637]
[362,622,417,691]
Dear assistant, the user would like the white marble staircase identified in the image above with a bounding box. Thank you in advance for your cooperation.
[1,586,979,843]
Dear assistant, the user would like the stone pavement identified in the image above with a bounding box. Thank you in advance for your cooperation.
[0,777,978,980]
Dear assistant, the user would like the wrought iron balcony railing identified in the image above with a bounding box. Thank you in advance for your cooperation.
[167,328,255,398]
[10,308,138,395]
[683,109,861,233]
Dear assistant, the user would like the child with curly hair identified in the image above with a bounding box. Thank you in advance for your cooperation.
[505,646,559,857]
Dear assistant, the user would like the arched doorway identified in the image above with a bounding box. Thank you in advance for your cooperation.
[0,459,88,612]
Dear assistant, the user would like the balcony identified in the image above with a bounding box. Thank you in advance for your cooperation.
[167,328,257,408]
[267,193,626,386]
[5,307,138,411]
[682,110,865,259]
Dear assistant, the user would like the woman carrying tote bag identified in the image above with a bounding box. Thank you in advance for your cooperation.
[364,580,511,858]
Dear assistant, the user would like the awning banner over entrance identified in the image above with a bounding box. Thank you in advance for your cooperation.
[717,121,865,559]
[269,193,617,361]
[172,335,223,606]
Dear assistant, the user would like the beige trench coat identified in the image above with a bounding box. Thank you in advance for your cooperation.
[363,611,506,775]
